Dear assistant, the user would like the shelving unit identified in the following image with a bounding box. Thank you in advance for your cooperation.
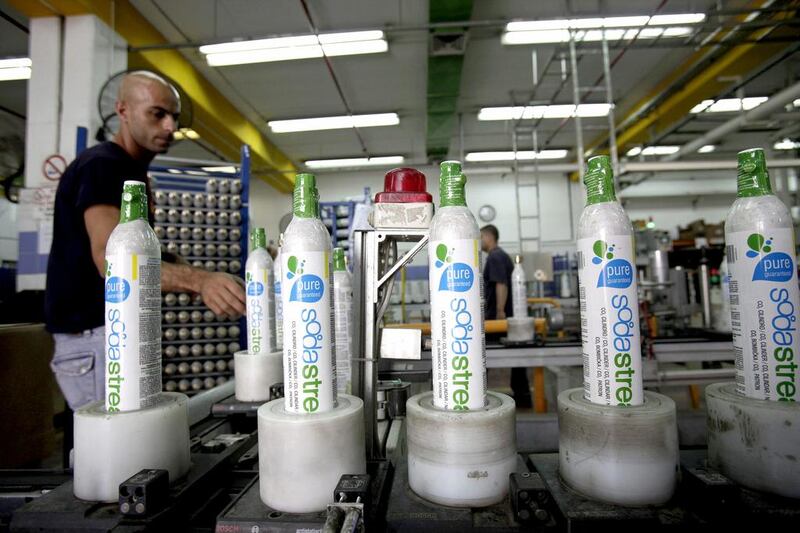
[320,188,373,258]
[149,146,251,395]
[320,200,356,250]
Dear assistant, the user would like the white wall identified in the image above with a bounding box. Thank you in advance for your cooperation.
[249,176,291,247]
[619,170,737,238]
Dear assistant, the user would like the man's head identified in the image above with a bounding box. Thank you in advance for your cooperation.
[480,224,499,252]
[115,71,180,157]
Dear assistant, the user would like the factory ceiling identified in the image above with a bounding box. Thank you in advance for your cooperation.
[0,0,797,189]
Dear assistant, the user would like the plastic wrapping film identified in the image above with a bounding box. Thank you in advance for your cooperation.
[558,388,678,505]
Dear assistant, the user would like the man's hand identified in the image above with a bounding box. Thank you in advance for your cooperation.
[197,271,246,318]
[162,263,245,318]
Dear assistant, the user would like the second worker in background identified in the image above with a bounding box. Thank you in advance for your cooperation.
[481,224,533,408]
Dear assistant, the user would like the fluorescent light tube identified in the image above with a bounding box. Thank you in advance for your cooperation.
[0,57,31,68]
[626,145,679,157]
[626,147,642,157]
[268,113,399,133]
[465,150,568,162]
[648,13,706,25]
[304,156,404,169]
[0,57,31,81]
[173,128,199,140]
[201,166,238,173]
[774,139,800,150]
[502,13,704,45]
[478,104,610,121]
[697,145,716,153]
[201,30,387,66]
[690,97,768,113]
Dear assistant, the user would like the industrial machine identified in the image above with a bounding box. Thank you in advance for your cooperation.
[0,170,798,533]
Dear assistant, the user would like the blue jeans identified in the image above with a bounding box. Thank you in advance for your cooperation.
[50,326,105,410]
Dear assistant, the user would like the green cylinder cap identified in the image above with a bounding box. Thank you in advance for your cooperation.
[439,160,467,207]
[333,247,346,271]
[736,148,772,198]
[250,227,267,250]
[293,172,319,218]
[119,180,148,223]
[584,155,617,205]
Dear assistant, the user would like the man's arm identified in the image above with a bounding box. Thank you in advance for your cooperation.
[162,262,245,317]
[495,282,508,320]
[84,205,246,317]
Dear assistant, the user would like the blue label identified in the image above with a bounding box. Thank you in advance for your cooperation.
[438,263,474,292]
[597,259,634,289]
[289,274,324,303]
[247,281,264,296]
[105,277,130,303]
[274,281,282,294]
[752,252,794,282]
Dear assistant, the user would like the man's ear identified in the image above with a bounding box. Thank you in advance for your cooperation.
[115,100,127,123]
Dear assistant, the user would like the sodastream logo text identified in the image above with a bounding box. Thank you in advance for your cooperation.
[592,240,636,405]
[434,243,476,410]
[746,233,797,401]
[104,262,128,411]
[287,255,325,412]
[246,272,265,353]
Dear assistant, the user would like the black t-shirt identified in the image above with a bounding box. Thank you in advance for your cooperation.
[45,142,153,333]
[483,247,514,320]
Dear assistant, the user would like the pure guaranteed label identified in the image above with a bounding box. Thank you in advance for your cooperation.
[577,236,643,406]
[428,239,487,410]
[104,253,161,412]
[728,229,799,402]
[246,266,275,355]
[282,251,336,414]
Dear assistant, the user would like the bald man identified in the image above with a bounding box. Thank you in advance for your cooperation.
[45,71,245,409]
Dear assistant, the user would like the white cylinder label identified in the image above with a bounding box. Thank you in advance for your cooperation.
[282,251,336,413]
[246,266,275,355]
[727,229,799,402]
[274,256,283,348]
[334,271,353,395]
[512,268,527,318]
[577,236,643,406]
[104,253,162,412]
[428,239,487,410]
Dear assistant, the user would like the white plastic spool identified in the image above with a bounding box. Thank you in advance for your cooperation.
[706,382,800,498]
[506,317,535,342]
[233,350,282,402]
[73,392,191,502]
[558,388,678,506]
[257,394,366,513]
[406,391,517,507]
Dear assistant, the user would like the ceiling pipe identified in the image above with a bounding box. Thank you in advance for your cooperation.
[663,79,800,161]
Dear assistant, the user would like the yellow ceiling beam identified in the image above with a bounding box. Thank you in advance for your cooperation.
[10,0,296,193]
[572,3,797,180]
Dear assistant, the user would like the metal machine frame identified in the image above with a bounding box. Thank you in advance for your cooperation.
[351,227,429,459]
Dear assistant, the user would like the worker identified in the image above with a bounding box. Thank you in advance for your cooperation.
[44,71,246,410]
[480,224,533,408]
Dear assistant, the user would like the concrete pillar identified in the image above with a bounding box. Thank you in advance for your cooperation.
[17,15,127,290]
[60,15,127,160]
[23,17,61,190]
